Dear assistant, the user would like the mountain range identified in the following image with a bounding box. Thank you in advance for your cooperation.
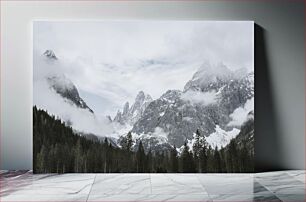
[34,50,254,153]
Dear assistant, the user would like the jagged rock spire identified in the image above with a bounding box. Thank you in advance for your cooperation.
[43,50,57,60]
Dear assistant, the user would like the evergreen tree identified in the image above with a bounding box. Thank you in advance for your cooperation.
[239,140,253,172]
[227,139,238,172]
[120,132,133,152]
[126,132,134,156]
[213,146,221,172]
[219,147,227,173]
[181,143,195,173]
[74,139,83,172]
[170,146,179,172]
[147,149,153,172]
[199,140,208,173]
[206,146,214,172]
[103,139,109,173]
[36,145,47,173]
[192,129,205,172]
[136,141,146,172]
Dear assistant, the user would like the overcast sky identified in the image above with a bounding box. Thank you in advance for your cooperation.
[34,21,254,118]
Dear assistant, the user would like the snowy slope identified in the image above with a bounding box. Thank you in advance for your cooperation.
[205,125,240,149]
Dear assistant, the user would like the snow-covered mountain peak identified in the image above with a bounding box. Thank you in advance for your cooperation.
[193,62,232,81]
[184,62,233,92]
[131,91,153,112]
[135,91,153,104]
[43,50,57,60]
[114,91,153,125]
[123,102,130,116]
[136,91,145,101]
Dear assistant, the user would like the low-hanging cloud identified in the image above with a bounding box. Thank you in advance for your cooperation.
[228,97,254,127]
[34,78,115,137]
[181,90,218,106]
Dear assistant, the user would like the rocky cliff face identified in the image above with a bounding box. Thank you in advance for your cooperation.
[114,91,153,125]
[47,75,94,113]
[130,62,254,149]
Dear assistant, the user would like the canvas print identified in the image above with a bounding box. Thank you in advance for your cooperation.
[33,21,254,173]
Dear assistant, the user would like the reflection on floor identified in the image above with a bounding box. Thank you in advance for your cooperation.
[0,170,305,201]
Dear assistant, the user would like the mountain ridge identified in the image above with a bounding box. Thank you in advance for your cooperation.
[35,50,254,153]
[115,62,254,151]
[113,91,153,125]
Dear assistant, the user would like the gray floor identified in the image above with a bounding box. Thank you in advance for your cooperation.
[0,170,305,201]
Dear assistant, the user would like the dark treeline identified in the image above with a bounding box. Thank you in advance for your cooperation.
[33,106,254,173]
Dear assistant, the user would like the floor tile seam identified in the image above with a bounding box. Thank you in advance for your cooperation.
[255,180,287,201]
[194,175,212,201]
[257,180,306,191]
[86,174,97,202]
